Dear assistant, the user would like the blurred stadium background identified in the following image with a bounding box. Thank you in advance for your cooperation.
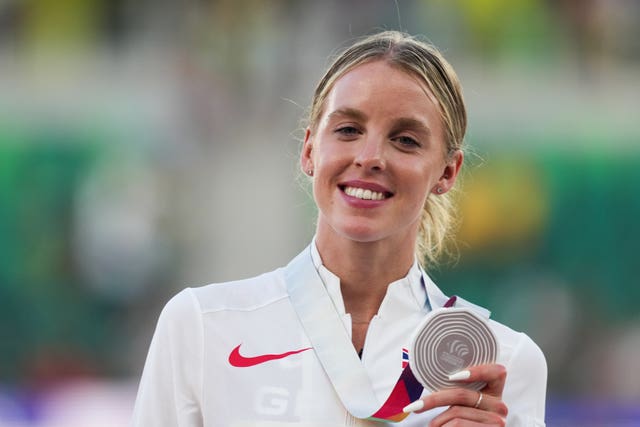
[1,0,639,426]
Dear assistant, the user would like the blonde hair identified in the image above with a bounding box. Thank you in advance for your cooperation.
[307,31,467,267]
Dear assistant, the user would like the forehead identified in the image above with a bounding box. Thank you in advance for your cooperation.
[322,60,443,128]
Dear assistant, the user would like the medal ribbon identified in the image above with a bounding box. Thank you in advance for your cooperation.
[284,246,464,422]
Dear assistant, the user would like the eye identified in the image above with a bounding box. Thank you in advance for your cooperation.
[334,126,362,140]
[335,126,360,135]
[393,135,421,148]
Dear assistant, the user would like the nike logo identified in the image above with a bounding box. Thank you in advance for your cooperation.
[228,344,312,367]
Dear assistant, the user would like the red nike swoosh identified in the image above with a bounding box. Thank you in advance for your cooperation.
[228,344,312,367]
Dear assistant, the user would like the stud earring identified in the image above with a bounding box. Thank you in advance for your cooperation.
[308,169,313,176]
[436,187,443,194]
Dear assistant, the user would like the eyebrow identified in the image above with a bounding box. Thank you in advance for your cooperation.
[326,107,368,122]
[391,117,432,136]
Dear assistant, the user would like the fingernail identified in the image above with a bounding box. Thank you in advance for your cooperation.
[402,400,424,413]
[448,370,471,381]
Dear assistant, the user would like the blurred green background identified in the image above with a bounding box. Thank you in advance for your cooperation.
[1,0,639,425]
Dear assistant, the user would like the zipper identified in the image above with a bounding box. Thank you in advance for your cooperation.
[359,315,379,364]
[345,411,357,426]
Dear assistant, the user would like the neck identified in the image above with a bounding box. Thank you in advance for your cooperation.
[315,228,416,319]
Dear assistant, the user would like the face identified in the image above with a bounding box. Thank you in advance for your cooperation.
[301,60,462,248]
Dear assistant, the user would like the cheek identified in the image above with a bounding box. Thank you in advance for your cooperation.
[311,161,333,200]
[313,144,347,178]
[411,189,431,215]
[405,170,435,210]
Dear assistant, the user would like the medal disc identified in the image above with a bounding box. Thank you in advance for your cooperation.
[409,307,498,392]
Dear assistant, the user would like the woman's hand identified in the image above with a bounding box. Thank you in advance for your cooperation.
[403,364,508,427]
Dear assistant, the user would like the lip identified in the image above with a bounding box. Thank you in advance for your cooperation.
[338,180,394,207]
[339,180,393,195]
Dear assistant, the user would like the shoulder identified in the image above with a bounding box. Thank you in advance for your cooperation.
[155,266,291,334]
[183,267,289,314]
[153,267,290,345]
[488,319,547,375]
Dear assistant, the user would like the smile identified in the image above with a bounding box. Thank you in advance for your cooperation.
[343,186,388,201]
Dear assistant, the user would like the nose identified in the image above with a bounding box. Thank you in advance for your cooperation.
[354,135,385,172]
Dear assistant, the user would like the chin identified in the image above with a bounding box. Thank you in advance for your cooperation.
[334,223,389,243]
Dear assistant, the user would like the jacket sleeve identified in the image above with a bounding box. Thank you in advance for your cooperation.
[131,289,204,427]
[502,332,548,426]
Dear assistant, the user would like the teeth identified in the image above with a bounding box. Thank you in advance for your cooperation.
[344,186,386,200]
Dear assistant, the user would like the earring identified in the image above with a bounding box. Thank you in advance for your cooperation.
[308,169,313,176]
[436,187,443,194]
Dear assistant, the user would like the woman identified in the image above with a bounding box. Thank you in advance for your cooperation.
[132,31,547,426]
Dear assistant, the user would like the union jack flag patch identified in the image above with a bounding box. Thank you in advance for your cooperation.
[402,348,409,369]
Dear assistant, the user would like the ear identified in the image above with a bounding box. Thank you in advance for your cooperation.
[432,150,463,195]
[300,128,314,176]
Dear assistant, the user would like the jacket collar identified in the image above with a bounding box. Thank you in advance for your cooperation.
[309,237,490,318]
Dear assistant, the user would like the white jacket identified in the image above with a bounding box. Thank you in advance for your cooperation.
[132,244,547,426]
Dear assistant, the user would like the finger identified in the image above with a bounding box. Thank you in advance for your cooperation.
[436,406,506,427]
[442,423,502,427]
[448,363,507,397]
[431,405,506,427]
[403,388,507,416]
